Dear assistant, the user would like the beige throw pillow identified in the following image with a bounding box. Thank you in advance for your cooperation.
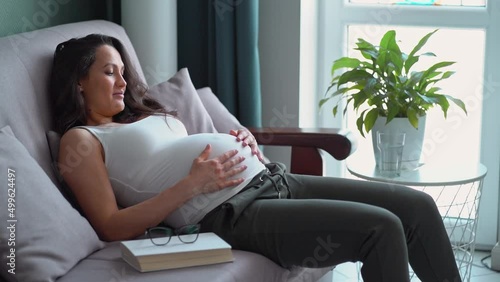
[147,68,218,135]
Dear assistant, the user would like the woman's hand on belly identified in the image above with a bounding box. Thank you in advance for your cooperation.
[187,144,248,195]
[229,129,264,163]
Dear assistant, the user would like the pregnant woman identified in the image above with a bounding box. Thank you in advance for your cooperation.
[49,34,462,282]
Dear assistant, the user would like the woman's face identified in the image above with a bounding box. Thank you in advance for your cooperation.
[79,44,127,120]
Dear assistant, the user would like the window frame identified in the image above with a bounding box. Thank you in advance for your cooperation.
[315,0,500,248]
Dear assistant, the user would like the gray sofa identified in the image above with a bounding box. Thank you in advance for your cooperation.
[0,20,355,282]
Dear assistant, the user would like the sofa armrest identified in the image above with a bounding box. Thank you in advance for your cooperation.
[249,127,357,176]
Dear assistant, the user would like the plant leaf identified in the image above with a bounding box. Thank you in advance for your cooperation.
[328,87,352,98]
[364,108,380,134]
[408,29,438,59]
[386,32,403,75]
[323,84,346,101]
[356,110,368,138]
[363,77,379,97]
[420,52,436,57]
[337,69,373,86]
[319,98,329,108]
[417,92,440,104]
[326,73,340,86]
[386,102,400,123]
[441,71,455,79]
[417,61,455,91]
[439,96,450,118]
[422,61,456,79]
[343,97,356,117]
[378,30,396,72]
[405,29,438,73]
[352,90,368,110]
[404,55,419,74]
[343,102,349,116]
[356,39,378,60]
[427,94,450,118]
[331,57,362,75]
[406,107,419,129]
[388,51,404,75]
[445,95,468,114]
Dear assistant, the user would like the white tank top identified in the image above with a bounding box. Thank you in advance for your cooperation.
[77,115,266,227]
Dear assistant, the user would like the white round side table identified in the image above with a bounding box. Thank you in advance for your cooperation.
[347,157,487,282]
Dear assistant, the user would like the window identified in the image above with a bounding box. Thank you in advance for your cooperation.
[350,0,486,6]
[314,0,500,247]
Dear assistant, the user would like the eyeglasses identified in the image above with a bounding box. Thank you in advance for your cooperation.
[146,224,200,246]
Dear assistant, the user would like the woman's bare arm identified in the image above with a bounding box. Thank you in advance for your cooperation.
[58,129,246,241]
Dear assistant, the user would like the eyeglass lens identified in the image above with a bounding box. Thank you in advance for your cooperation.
[176,224,200,243]
[149,227,174,246]
[148,224,200,246]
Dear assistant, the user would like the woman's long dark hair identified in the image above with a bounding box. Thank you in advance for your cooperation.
[50,34,172,134]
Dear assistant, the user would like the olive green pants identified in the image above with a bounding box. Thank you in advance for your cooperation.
[200,163,461,282]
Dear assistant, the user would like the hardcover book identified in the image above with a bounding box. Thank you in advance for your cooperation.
[120,232,234,272]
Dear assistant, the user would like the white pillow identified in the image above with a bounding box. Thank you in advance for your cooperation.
[197,87,246,134]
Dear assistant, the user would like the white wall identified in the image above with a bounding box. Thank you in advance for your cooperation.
[258,0,301,167]
[259,0,343,176]
[121,0,177,86]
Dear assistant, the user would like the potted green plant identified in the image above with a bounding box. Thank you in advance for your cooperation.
[320,29,467,169]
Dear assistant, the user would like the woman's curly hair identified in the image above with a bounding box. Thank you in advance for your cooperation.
[50,34,173,133]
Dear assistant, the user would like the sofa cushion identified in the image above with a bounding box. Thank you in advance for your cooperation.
[58,242,330,282]
[147,68,218,135]
[197,87,246,134]
[45,130,84,214]
[0,126,104,282]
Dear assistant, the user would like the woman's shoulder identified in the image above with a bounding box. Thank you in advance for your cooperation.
[60,127,100,147]
[58,127,105,164]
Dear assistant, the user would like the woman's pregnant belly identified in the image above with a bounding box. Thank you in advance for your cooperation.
[111,133,266,227]
[149,133,265,191]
